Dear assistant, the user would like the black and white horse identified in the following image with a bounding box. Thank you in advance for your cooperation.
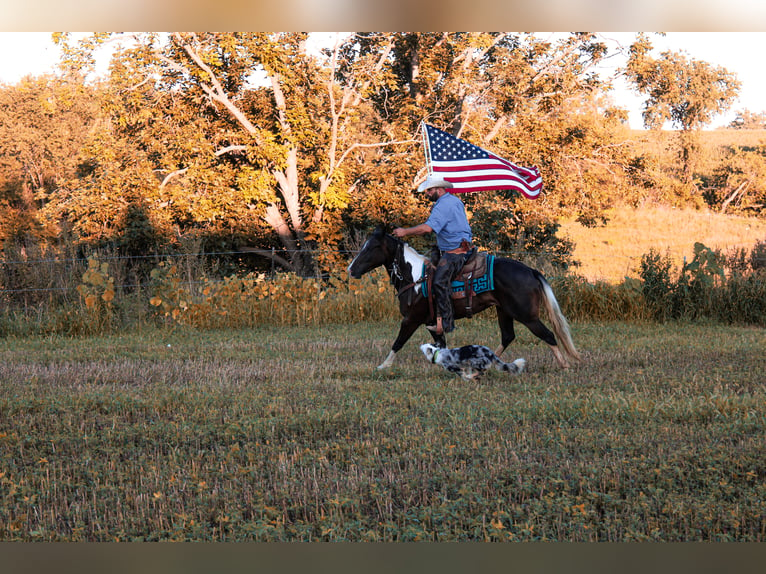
[347,226,581,369]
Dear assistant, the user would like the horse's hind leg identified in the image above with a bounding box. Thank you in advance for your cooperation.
[494,309,516,357]
[522,319,569,368]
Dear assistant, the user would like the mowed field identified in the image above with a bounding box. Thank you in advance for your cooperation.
[558,206,766,283]
[1,318,763,541]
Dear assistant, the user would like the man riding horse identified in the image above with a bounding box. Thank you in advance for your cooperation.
[393,174,474,336]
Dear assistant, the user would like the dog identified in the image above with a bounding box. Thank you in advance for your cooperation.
[420,343,526,381]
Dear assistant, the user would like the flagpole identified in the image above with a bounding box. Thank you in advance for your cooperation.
[420,122,433,175]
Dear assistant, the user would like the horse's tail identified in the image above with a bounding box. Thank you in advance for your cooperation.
[536,272,582,364]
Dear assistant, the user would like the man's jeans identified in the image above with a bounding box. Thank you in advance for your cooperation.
[432,251,470,333]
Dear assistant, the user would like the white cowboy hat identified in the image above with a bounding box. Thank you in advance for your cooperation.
[417,175,454,192]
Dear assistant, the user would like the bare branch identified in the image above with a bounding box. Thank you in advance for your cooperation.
[173,33,260,136]
[159,168,188,190]
[484,117,507,144]
[214,145,248,157]
[721,180,750,213]
[269,72,292,136]
[121,75,154,93]
[331,138,419,181]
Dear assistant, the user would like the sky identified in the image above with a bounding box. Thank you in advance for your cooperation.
[0,32,764,130]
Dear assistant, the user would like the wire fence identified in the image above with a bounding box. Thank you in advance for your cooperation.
[0,247,563,296]
[1,246,764,297]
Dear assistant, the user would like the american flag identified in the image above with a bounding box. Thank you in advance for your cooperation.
[422,123,542,199]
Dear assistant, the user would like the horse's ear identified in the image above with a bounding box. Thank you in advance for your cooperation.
[372,224,386,237]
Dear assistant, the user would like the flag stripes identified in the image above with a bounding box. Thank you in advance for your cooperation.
[422,123,542,198]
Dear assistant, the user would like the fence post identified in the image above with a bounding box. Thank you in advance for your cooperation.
[271,247,275,279]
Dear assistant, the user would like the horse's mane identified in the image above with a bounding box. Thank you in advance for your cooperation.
[386,233,428,263]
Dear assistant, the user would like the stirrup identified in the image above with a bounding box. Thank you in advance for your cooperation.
[426,317,444,335]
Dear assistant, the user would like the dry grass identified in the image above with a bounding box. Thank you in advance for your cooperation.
[558,206,766,283]
[1,320,763,541]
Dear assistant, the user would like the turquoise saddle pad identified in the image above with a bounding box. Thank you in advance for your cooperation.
[419,254,495,298]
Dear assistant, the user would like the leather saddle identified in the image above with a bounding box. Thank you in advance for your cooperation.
[422,249,495,318]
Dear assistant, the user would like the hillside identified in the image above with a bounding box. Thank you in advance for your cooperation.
[558,206,766,283]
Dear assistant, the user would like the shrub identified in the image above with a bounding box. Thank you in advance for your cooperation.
[638,249,675,321]
[639,241,766,325]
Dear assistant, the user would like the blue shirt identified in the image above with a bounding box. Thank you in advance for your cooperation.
[425,193,472,251]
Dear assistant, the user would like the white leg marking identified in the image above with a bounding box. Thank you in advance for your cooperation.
[377,350,397,370]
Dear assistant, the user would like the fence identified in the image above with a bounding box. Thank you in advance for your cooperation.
[0,247,572,299]
[1,245,764,300]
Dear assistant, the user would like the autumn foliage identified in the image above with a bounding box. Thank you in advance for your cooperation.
[1,32,764,334]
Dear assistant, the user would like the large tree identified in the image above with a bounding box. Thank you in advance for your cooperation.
[52,32,404,275]
[624,33,740,184]
[341,33,626,229]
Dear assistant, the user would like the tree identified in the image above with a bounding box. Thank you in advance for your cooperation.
[0,74,100,248]
[728,109,766,130]
[27,31,667,273]
[52,32,404,275]
[342,32,625,229]
[624,33,740,184]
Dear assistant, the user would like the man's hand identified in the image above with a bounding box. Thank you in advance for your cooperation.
[392,227,407,238]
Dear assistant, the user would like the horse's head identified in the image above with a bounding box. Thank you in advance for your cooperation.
[347,225,394,279]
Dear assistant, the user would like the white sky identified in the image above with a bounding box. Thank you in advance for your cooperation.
[1,32,764,129]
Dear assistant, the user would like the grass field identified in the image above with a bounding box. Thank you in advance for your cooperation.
[558,206,766,283]
[1,318,763,541]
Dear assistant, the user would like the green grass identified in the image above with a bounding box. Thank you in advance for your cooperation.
[0,319,764,541]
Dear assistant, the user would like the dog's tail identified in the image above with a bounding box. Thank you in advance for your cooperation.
[494,357,526,374]
[536,272,582,364]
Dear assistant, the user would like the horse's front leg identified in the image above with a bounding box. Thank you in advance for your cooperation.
[377,318,422,370]
[430,330,447,349]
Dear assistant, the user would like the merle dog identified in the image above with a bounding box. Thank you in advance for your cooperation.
[420,343,526,381]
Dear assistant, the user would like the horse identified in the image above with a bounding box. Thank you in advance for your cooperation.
[347,226,581,370]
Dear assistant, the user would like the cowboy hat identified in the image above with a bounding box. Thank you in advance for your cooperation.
[417,175,454,192]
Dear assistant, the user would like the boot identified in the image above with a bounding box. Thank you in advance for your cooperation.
[426,316,444,335]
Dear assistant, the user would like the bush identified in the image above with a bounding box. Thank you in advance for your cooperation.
[638,248,675,321]
[468,203,578,275]
[2,239,764,337]
[638,241,766,325]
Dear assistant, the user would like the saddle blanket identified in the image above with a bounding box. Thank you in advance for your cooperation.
[419,254,495,299]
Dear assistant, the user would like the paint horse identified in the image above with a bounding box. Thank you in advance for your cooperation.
[347,226,581,369]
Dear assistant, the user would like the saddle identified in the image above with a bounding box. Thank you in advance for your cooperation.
[420,250,496,319]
